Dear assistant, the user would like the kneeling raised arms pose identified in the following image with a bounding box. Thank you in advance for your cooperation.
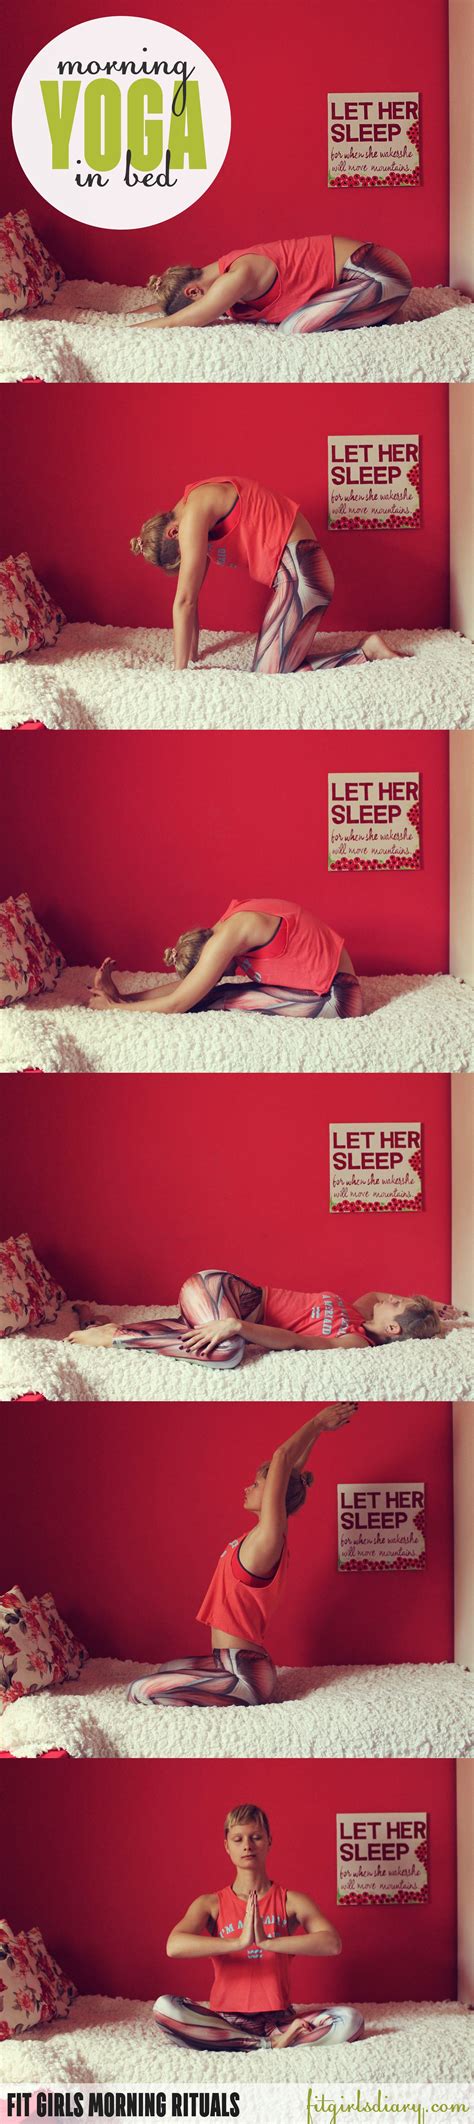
[89,896,363,1020]
[130,474,405,676]
[69,1284,445,1364]
[131,233,412,335]
[154,1802,363,2052]
[129,1404,354,1710]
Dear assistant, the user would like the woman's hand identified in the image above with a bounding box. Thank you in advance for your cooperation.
[253,1900,266,1946]
[181,1319,242,1359]
[239,1895,257,1948]
[318,1401,358,1432]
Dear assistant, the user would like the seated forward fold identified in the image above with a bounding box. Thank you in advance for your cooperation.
[154,1800,363,2051]
[88,896,363,1019]
[130,474,408,675]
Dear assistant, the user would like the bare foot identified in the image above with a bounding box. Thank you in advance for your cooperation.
[271,2014,334,2048]
[68,1320,117,1347]
[88,958,121,1009]
[362,632,412,661]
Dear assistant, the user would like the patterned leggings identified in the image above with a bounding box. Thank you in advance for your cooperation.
[253,537,366,676]
[196,970,363,1018]
[114,1270,264,1368]
[153,1997,364,2050]
[128,1645,276,1708]
[279,243,412,333]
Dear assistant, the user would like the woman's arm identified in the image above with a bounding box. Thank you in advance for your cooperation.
[182,1320,364,1355]
[131,262,253,330]
[167,1892,256,1958]
[239,1411,350,1573]
[90,931,238,1014]
[254,1891,341,1957]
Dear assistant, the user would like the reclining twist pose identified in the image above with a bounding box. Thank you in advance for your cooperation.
[154,1801,364,2051]
[69,1283,445,1365]
[130,234,412,335]
[88,897,363,1020]
[129,1403,354,1709]
[130,473,406,676]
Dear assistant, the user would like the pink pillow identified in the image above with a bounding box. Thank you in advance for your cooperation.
[0,210,64,319]
[0,1586,87,1712]
[0,1920,76,2038]
[0,553,65,661]
[0,892,65,1004]
[0,1233,65,1337]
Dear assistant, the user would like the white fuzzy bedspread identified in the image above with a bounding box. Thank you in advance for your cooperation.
[2,623,472,732]
[2,1658,472,1761]
[4,1997,471,2084]
[1,1301,472,1403]
[2,968,473,1076]
[0,284,472,384]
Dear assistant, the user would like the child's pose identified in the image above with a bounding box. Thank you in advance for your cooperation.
[154,1801,364,2051]
[130,235,412,334]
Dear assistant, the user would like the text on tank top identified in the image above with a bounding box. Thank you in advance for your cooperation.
[263,1289,368,1340]
[210,1880,292,2012]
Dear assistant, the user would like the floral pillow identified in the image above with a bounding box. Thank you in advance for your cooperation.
[0,892,65,1005]
[0,1920,77,2038]
[0,553,65,661]
[0,1587,87,1713]
[0,1233,66,1338]
[0,210,64,319]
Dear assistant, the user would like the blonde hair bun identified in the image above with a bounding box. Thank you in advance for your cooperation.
[130,536,143,556]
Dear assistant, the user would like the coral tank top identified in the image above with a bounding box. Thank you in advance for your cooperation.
[217,237,335,323]
[210,1882,291,2012]
[196,1535,289,1645]
[219,898,344,994]
[183,475,299,587]
[263,1290,368,1341]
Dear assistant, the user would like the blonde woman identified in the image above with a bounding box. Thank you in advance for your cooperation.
[130,473,405,677]
[89,896,363,1020]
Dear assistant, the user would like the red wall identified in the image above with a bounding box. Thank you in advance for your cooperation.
[0,1074,452,1305]
[0,383,450,632]
[0,1758,457,2002]
[2,1403,454,1666]
[0,729,450,976]
[1,0,449,285]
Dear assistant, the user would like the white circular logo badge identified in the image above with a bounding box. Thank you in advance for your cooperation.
[12,15,231,229]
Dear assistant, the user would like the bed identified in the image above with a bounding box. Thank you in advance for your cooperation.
[2,968,473,1076]
[2,624,473,732]
[1,1301,472,1402]
[1,284,472,385]
[3,1995,471,2084]
[1,1657,472,1761]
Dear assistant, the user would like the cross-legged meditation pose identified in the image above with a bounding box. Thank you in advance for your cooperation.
[89,897,363,1020]
[130,234,412,334]
[154,1801,364,2051]
[130,473,406,676]
[129,1403,354,1709]
[69,1284,445,1365]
